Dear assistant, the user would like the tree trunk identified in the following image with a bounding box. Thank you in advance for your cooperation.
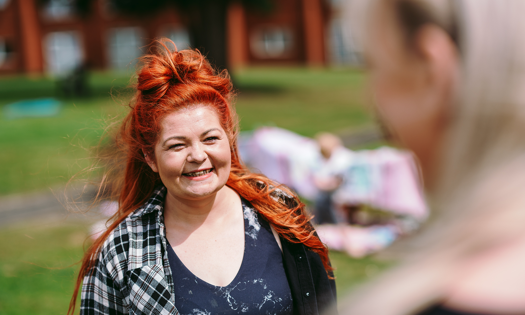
[188,1,229,71]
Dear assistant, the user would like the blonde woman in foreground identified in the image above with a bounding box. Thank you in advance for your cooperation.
[335,0,525,314]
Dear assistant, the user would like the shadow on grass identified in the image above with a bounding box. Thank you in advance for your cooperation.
[0,77,285,102]
[0,73,133,104]
[0,84,133,101]
[235,82,286,96]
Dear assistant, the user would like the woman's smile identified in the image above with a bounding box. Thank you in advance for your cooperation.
[182,168,214,180]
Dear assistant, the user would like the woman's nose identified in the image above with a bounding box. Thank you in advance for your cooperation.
[187,143,207,163]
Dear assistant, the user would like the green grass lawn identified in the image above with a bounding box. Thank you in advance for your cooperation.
[233,68,372,136]
[0,222,88,315]
[0,221,391,315]
[0,72,132,196]
[0,68,373,196]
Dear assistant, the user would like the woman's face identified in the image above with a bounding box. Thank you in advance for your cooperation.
[147,104,232,202]
[365,2,458,185]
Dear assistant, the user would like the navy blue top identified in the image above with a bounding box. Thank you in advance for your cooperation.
[166,200,294,315]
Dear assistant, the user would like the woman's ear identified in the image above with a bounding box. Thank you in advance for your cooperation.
[415,24,459,95]
[143,151,158,173]
[413,24,459,128]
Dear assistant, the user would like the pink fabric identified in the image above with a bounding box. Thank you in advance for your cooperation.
[333,148,428,220]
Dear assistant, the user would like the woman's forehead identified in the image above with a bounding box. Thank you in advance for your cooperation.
[161,105,221,128]
[154,105,227,144]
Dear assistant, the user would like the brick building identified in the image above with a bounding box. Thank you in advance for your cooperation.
[0,0,336,76]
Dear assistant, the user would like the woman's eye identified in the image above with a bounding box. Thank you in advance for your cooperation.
[204,136,219,143]
[168,144,184,150]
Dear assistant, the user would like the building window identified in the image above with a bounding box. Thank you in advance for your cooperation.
[250,26,293,59]
[0,0,10,10]
[42,0,76,20]
[0,38,14,67]
[107,27,144,70]
[44,31,83,75]
[161,26,191,51]
[328,18,362,65]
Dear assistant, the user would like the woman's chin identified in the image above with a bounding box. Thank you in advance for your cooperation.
[179,184,226,201]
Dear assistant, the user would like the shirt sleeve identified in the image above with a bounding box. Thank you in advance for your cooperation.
[80,255,127,314]
[80,226,129,315]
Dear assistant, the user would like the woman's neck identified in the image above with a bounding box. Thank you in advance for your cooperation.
[163,186,240,230]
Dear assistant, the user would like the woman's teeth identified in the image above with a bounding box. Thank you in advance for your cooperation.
[184,169,212,177]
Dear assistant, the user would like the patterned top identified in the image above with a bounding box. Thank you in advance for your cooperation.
[166,199,293,315]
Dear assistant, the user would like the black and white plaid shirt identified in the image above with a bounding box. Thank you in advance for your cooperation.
[81,186,178,314]
[80,186,337,315]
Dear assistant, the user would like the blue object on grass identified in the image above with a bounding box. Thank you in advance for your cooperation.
[3,98,62,119]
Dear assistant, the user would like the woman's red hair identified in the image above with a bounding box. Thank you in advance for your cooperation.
[68,39,333,314]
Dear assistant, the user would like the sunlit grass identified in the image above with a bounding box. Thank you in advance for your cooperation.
[0,222,87,315]
[0,68,372,196]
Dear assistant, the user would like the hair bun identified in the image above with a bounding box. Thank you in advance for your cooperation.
[135,39,232,106]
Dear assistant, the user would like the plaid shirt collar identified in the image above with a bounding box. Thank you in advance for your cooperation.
[81,184,179,314]
[130,186,167,219]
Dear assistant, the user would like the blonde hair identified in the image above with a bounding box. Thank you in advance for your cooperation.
[336,1,525,314]
[415,0,525,259]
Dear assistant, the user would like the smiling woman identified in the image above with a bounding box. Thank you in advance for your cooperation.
[68,39,336,315]
[146,106,233,203]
